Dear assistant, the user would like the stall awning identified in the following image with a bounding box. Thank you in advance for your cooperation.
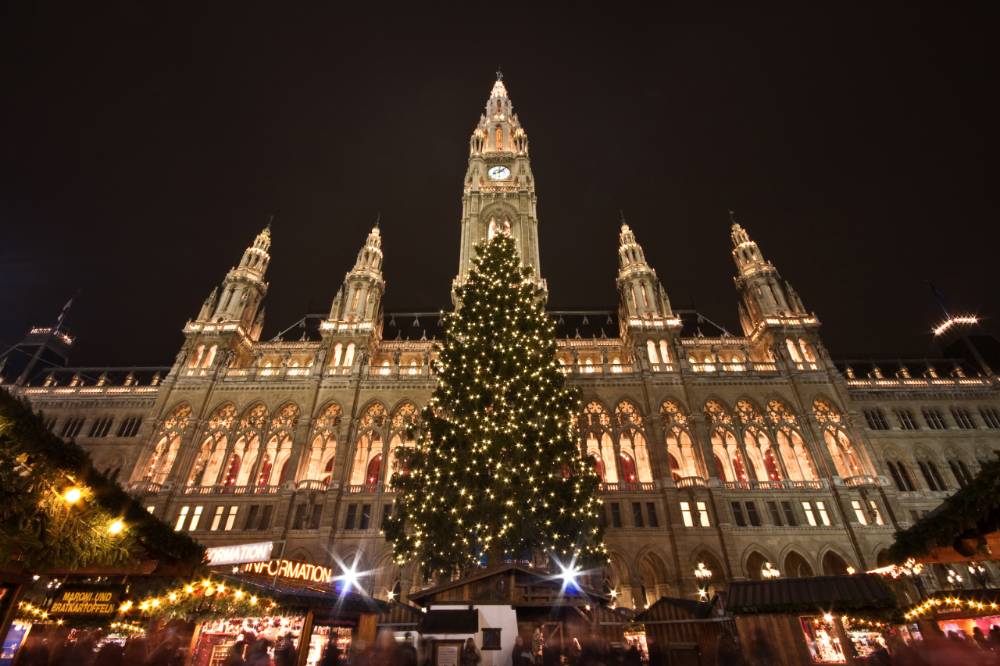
[419,609,479,634]
[726,575,895,614]
[223,575,389,617]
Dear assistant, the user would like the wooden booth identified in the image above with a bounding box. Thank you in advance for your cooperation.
[727,575,896,665]
[405,564,615,666]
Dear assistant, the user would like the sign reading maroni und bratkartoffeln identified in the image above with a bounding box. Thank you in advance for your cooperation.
[49,586,123,617]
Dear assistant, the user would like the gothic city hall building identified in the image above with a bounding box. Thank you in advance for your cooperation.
[5,76,1000,607]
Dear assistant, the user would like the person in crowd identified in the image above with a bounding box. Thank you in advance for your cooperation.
[566,637,582,666]
[645,638,664,666]
[222,641,246,666]
[622,643,641,666]
[460,638,480,666]
[273,633,296,666]
[974,627,991,651]
[990,625,1000,651]
[531,627,544,665]
[244,639,271,666]
[17,634,50,666]
[318,638,340,666]
[398,633,418,666]
[93,641,123,666]
[121,637,148,666]
[512,635,532,666]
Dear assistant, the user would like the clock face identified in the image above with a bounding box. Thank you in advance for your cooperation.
[487,165,511,180]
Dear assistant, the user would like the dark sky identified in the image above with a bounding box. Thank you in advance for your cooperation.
[1,4,993,366]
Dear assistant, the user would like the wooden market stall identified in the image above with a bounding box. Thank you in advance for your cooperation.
[726,575,896,665]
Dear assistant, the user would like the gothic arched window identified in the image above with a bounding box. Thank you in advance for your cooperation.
[661,400,701,479]
[144,403,191,484]
[304,402,342,484]
[350,403,387,487]
[187,403,236,487]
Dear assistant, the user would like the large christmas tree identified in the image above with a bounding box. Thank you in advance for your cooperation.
[385,234,605,577]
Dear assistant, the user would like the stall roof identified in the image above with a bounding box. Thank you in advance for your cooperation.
[226,576,389,616]
[407,563,607,606]
[726,575,895,614]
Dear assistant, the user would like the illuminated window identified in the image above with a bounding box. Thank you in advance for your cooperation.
[188,505,204,531]
[680,502,694,527]
[495,126,503,150]
[815,501,831,526]
[174,506,190,531]
[801,502,816,526]
[210,506,225,531]
[868,500,884,525]
[697,501,711,526]
[852,500,867,525]
[224,506,239,531]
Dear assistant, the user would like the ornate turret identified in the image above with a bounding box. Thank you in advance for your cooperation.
[730,216,809,335]
[180,223,272,373]
[617,222,673,321]
[325,225,385,328]
[454,72,544,304]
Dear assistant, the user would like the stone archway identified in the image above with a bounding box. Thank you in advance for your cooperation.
[822,551,851,576]
[784,551,815,578]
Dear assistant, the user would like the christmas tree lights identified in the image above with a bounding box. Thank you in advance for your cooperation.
[385,234,605,577]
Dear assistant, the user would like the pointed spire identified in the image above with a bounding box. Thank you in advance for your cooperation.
[491,69,508,99]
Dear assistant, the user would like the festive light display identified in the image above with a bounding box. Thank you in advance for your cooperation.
[903,595,1000,621]
[385,234,605,576]
[125,578,279,621]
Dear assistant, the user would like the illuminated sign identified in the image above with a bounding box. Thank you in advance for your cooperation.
[205,541,275,566]
[240,559,334,584]
[49,586,122,617]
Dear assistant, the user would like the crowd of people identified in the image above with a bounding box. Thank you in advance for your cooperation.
[14,625,188,666]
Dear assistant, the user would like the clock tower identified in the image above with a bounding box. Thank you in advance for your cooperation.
[453,73,544,303]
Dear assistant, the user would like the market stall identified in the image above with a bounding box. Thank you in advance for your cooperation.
[726,574,896,665]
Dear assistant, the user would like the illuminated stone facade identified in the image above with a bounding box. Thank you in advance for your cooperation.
[7,75,1000,607]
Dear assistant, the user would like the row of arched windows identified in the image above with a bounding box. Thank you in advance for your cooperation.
[145,394,868,489]
[579,396,868,485]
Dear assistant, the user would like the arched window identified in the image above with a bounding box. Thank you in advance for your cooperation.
[343,343,355,368]
[745,552,769,581]
[766,400,817,481]
[736,400,781,482]
[229,403,268,487]
[387,403,419,488]
[580,402,617,484]
[332,343,343,368]
[661,400,701,479]
[616,401,652,483]
[813,399,865,478]
[638,552,671,607]
[187,403,236,487]
[786,339,803,364]
[646,340,659,364]
[365,454,383,485]
[304,403,342,484]
[784,552,814,578]
[256,403,299,488]
[659,340,671,365]
[705,401,746,483]
[822,552,851,576]
[350,403,387,487]
[619,451,638,482]
[143,403,192,484]
[917,458,947,491]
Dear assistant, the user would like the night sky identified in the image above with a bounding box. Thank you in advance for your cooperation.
[1,4,993,367]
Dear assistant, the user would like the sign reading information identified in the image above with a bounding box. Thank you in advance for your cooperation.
[205,541,275,566]
[239,559,334,584]
[49,586,122,617]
